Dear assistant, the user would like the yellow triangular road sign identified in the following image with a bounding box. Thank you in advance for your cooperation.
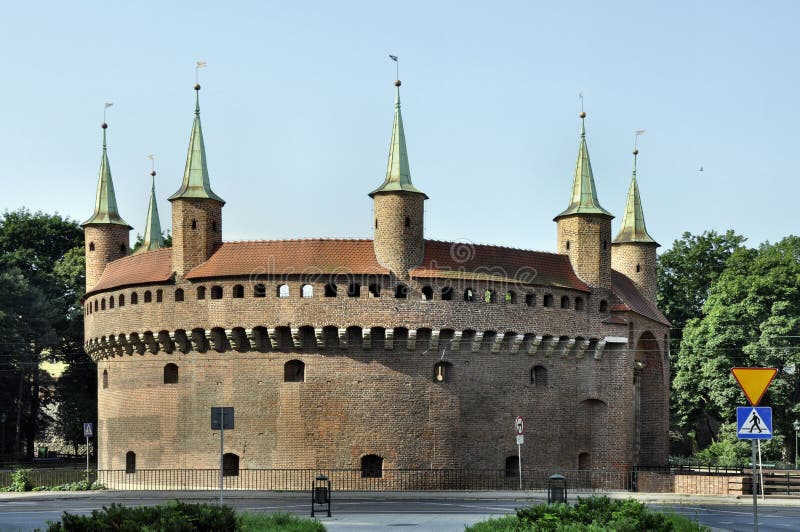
[731,367,777,406]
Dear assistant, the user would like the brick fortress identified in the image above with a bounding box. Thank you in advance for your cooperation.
[82,80,670,480]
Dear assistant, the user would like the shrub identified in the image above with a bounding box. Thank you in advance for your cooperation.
[44,501,238,531]
[240,512,326,531]
[468,496,710,531]
[11,469,33,492]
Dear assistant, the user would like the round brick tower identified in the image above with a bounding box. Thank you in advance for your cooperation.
[82,122,131,292]
[554,113,613,291]
[611,149,659,303]
[168,84,225,277]
[369,80,427,279]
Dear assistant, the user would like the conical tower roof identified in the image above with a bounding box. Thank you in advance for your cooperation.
[168,85,225,204]
[82,123,132,228]
[554,113,612,220]
[614,150,658,246]
[369,80,427,198]
[136,171,164,253]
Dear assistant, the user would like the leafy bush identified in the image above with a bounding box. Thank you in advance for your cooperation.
[468,496,710,531]
[10,469,33,492]
[240,512,326,531]
[44,501,238,531]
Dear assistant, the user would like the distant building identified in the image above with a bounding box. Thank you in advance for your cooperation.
[82,80,669,482]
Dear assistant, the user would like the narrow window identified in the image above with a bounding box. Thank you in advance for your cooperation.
[636,263,641,273]
[603,240,608,250]
[301,284,314,298]
[89,242,95,252]
[525,293,536,307]
[102,369,108,389]
[324,283,337,297]
[94,300,98,312]
[404,216,410,228]
[578,452,591,470]
[560,296,570,309]
[505,291,516,304]
[284,360,305,382]
[484,290,495,303]
[464,288,475,302]
[210,286,223,299]
[375,218,378,229]
[441,286,453,301]
[543,294,553,307]
[119,294,125,307]
[233,285,244,298]
[211,221,217,232]
[163,363,179,384]
[119,244,126,254]
[156,289,163,303]
[395,284,408,299]
[278,284,290,298]
[100,298,106,310]
[109,297,114,309]
[125,451,136,474]
[575,297,584,311]
[174,288,184,302]
[368,283,381,298]
[144,290,152,303]
[254,283,266,298]
[197,286,206,300]
[599,300,608,312]
[422,286,433,301]
[505,456,520,478]
[131,292,138,305]
[433,361,452,383]
[191,219,197,230]
[531,365,548,386]
[223,453,239,477]
[565,240,570,251]
[361,455,383,478]
[348,283,361,297]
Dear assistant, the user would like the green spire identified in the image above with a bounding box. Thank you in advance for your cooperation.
[168,85,225,204]
[614,150,658,245]
[369,80,427,198]
[82,123,131,227]
[554,113,612,220]
[136,171,164,253]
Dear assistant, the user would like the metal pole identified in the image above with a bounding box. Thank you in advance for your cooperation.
[86,436,90,484]
[757,440,765,500]
[795,427,798,469]
[219,410,224,506]
[517,444,522,490]
[751,439,759,531]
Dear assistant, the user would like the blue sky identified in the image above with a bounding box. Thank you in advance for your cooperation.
[0,1,796,252]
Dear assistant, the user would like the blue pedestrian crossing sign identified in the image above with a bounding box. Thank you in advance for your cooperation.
[737,407,772,440]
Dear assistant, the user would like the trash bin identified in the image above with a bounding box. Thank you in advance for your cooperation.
[311,474,331,517]
[548,473,567,504]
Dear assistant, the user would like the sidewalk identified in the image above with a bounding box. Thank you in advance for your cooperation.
[1,489,798,506]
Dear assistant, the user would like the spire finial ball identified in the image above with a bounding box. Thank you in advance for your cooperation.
[394,80,401,87]
[101,122,108,129]
[194,83,201,91]
[633,149,639,155]
[579,111,586,119]
[151,170,157,177]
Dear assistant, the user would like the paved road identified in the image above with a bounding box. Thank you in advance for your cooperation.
[1,492,798,531]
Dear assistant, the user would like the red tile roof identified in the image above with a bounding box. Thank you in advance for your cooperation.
[88,248,173,294]
[411,240,590,290]
[185,239,388,279]
[610,270,670,326]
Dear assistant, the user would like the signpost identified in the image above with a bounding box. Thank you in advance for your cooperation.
[83,423,93,484]
[211,407,234,505]
[515,416,524,490]
[732,367,777,532]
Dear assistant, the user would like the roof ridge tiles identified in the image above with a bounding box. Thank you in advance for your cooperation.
[424,239,566,257]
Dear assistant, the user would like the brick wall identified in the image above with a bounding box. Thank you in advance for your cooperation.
[372,193,425,278]
[611,243,658,303]
[556,215,612,290]
[84,225,130,291]
[171,198,222,276]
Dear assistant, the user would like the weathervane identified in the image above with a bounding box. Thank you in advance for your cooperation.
[578,91,584,113]
[103,102,113,124]
[195,61,207,85]
[389,54,399,81]
[147,154,156,180]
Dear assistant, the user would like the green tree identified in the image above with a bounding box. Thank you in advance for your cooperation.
[0,209,86,457]
[673,237,800,461]
[131,230,172,253]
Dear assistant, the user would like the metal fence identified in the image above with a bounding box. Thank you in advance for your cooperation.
[0,468,95,488]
